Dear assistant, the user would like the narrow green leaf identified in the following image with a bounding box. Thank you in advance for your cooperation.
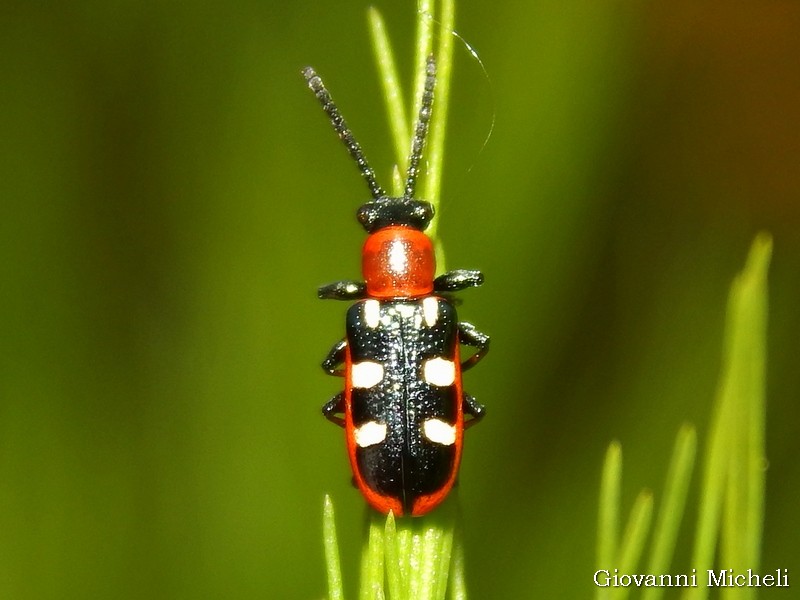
[368,7,410,173]
[642,424,697,600]
[683,233,771,600]
[417,526,439,598]
[384,512,402,600]
[737,233,769,571]
[719,233,770,600]
[597,442,622,570]
[360,500,459,600]
[362,511,387,600]
[448,529,467,600]
[395,518,413,597]
[596,442,622,600]
[613,490,654,600]
[323,495,345,600]
[682,319,737,600]
[433,523,455,599]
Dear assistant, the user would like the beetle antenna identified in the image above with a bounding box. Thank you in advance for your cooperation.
[403,55,436,200]
[303,67,385,200]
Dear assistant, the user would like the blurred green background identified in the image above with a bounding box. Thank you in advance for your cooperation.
[2,1,798,598]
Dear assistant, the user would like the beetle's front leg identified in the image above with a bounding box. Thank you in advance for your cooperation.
[458,322,490,371]
[318,280,367,301]
[321,338,347,376]
[433,269,484,293]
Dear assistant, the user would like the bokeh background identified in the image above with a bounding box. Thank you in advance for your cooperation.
[2,1,798,598]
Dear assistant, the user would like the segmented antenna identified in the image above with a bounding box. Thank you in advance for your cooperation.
[302,67,385,200]
[403,55,436,200]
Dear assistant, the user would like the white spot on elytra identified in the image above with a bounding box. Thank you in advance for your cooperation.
[351,361,384,388]
[354,421,387,447]
[422,297,439,326]
[388,239,408,273]
[423,418,456,445]
[364,299,380,328]
[422,357,456,387]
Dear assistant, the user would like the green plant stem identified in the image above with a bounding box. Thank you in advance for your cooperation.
[323,495,345,600]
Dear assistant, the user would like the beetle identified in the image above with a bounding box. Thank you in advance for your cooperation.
[303,56,489,516]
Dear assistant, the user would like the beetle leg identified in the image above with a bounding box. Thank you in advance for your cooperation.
[433,269,484,293]
[458,322,490,371]
[321,339,347,376]
[463,393,486,428]
[322,392,345,427]
[318,280,367,300]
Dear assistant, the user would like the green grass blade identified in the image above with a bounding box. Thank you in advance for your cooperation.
[360,511,386,600]
[365,499,458,600]
[597,443,622,569]
[323,495,345,600]
[719,233,770,600]
[384,512,402,600]
[641,424,697,600]
[683,233,771,600]
[682,307,738,600]
[417,526,439,598]
[613,490,654,600]
[736,233,769,570]
[433,523,455,599]
[368,7,409,174]
[595,235,770,600]
[596,441,622,600]
[394,517,413,597]
[448,527,467,600]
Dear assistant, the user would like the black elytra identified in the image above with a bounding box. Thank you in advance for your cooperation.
[303,55,490,516]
